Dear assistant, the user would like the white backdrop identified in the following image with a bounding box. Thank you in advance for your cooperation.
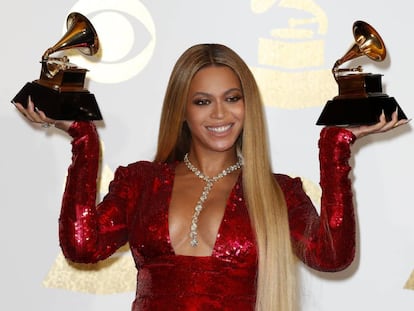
[1,1,413,310]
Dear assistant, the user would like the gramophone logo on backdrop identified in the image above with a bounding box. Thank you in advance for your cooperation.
[250,0,336,109]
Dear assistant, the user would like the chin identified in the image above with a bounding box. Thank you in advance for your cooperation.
[210,144,237,153]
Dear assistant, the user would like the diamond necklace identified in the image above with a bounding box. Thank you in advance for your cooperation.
[183,153,243,247]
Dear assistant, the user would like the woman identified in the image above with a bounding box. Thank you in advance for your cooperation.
[15,44,407,310]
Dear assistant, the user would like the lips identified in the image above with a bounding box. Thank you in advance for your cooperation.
[206,124,233,133]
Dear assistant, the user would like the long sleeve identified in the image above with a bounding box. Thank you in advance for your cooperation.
[58,121,130,263]
[287,126,356,272]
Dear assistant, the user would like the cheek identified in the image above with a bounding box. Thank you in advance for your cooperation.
[184,108,200,130]
[184,105,193,124]
[234,104,245,122]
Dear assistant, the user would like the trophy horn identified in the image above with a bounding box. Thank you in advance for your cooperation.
[41,12,99,78]
[332,20,386,78]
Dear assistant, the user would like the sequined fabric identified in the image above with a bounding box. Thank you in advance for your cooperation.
[59,122,356,310]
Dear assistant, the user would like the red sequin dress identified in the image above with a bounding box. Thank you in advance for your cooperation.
[59,122,356,310]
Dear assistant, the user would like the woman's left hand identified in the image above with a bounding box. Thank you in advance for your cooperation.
[346,109,410,139]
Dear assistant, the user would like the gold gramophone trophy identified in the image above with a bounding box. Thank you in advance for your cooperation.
[316,20,407,126]
[12,12,103,120]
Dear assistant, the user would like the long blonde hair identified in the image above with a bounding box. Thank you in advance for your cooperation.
[154,44,297,310]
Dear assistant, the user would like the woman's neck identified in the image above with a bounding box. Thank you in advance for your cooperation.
[186,148,239,177]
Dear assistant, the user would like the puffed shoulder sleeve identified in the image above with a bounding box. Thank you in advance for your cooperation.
[59,122,136,263]
[283,126,357,272]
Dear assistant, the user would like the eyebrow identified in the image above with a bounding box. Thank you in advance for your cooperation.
[190,88,243,97]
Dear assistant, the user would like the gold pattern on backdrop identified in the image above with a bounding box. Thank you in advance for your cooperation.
[405,271,414,290]
[43,245,135,294]
[250,0,336,108]
[298,176,321,208]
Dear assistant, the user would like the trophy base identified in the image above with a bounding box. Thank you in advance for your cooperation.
[316,96,407,126]
[11,82,103,120]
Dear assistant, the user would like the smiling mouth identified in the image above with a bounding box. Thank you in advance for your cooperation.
[207,124,233,133]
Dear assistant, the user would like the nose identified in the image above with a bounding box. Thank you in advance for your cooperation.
[211,101,225,119]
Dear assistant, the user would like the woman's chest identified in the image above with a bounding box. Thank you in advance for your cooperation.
[128,176,257,265]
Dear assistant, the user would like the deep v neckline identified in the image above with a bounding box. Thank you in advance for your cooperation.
[166,162,241,257]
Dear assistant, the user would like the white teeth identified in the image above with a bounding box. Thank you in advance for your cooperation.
[207,124,232,133]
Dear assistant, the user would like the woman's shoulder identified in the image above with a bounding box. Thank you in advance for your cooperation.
[273,173,304,192]
[116,160,175,178]
[273,173,300,183]
[127,160,174,168]
[273,173,313,209]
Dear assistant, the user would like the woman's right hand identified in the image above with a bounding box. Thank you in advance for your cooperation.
[14,96,74,132]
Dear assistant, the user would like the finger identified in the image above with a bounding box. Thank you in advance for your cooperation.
[351,112,388,137]
[19,98,38,122]
[390,107,411,128]
[358,111,387,136]
[379,107,410,132]
[376,110,399,132]
[25,99,44,123]
[393,118,411,129]
[20,97,50,125]
[14,102,36,123]
[27,96,58,124]
[36,109,56,124]
[14,102,27,115]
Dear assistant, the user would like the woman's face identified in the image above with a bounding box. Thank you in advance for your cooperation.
[185,65,245,154]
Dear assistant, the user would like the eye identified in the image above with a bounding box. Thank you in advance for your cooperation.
[193,98,211,105]
[226,95,243,103]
